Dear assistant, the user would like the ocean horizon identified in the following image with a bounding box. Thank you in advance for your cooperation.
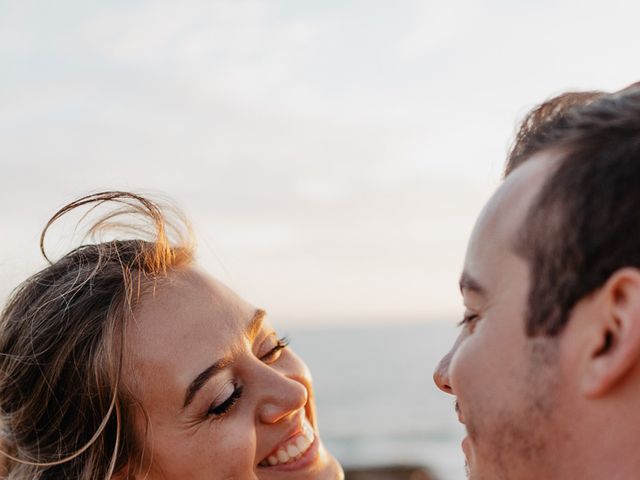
[287,321,466,480]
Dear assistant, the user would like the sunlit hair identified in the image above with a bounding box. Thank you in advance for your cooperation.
[0,191,194,479]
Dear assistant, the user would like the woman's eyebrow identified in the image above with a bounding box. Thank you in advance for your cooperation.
[183,357,232,409]
[182,309,267,409]
[246,308,266,341]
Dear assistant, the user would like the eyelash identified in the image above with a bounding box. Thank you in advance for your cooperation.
[207,384,243,418]
[205,336,290,419]
[260,336,290,362]
[457,313,479,328]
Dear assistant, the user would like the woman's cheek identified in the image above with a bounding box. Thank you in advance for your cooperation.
[211,421,259,478]
[280,348,313,381]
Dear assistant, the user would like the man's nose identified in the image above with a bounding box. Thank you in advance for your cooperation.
[433,350,454,395]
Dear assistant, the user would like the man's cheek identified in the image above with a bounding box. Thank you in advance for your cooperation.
[448,338,482,395]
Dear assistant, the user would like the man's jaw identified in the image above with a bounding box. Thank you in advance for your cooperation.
[455,400,473,462]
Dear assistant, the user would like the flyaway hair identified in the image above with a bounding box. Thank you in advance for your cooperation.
[0,191,194,479]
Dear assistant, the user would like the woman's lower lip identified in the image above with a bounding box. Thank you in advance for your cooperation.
[258,434,321,472]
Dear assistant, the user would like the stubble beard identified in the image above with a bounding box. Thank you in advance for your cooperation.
[466,338,560,480]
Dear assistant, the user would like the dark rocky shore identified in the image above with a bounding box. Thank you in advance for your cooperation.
[344,465,437,480]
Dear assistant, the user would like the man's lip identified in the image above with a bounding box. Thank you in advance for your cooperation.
[462,436,471,458]
[455,401,466,424]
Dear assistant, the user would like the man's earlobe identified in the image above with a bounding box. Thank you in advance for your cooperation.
[581,268,640,397]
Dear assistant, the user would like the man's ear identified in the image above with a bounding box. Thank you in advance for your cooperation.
[581,268,640,397]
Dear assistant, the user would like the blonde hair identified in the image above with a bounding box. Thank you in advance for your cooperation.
[0,192,194,479]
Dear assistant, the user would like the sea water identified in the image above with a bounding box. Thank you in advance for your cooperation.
[288,322,467,480]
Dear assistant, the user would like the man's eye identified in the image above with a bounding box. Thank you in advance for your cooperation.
[260,336,290,363]
[457,313,479,328]
[207,384,243,418]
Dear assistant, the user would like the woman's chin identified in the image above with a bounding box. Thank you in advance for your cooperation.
[317,442,344,480]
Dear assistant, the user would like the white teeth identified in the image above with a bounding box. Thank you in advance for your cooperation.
[259,412,318,467]
[261,431,314,467]
[296,435,310,451]
[286,444,300,457]
[277,449,289,463]
[302,418,315,442]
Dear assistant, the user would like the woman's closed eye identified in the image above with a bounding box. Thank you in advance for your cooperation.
[207,382,244,419]
[204,336,290,420]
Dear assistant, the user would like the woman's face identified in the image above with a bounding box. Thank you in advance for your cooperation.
[122,267,343,480]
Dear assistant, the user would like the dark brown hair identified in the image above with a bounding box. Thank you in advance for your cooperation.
[0,192,194,479]
[505,82,640,336]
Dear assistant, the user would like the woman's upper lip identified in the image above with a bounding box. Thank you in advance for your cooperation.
[259,409,307,462]
[305,399,315,429]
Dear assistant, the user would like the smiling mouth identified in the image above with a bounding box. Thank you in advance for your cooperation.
[258,414,316,467]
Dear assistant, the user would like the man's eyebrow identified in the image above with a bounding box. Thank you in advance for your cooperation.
[182,309,267,409]
[459,271,487,297]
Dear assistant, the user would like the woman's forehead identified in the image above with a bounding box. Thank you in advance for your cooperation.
[120,270,274,419]
[125,268,258,377]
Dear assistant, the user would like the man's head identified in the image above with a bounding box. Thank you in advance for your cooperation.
[434,83,640,479]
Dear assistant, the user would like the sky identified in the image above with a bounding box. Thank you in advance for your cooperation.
[2,0,640,327]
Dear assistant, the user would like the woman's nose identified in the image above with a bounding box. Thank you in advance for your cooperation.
[433,350,454,395]
[257,356,310,424]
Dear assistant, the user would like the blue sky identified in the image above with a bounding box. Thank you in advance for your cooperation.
[2,0,640,326]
